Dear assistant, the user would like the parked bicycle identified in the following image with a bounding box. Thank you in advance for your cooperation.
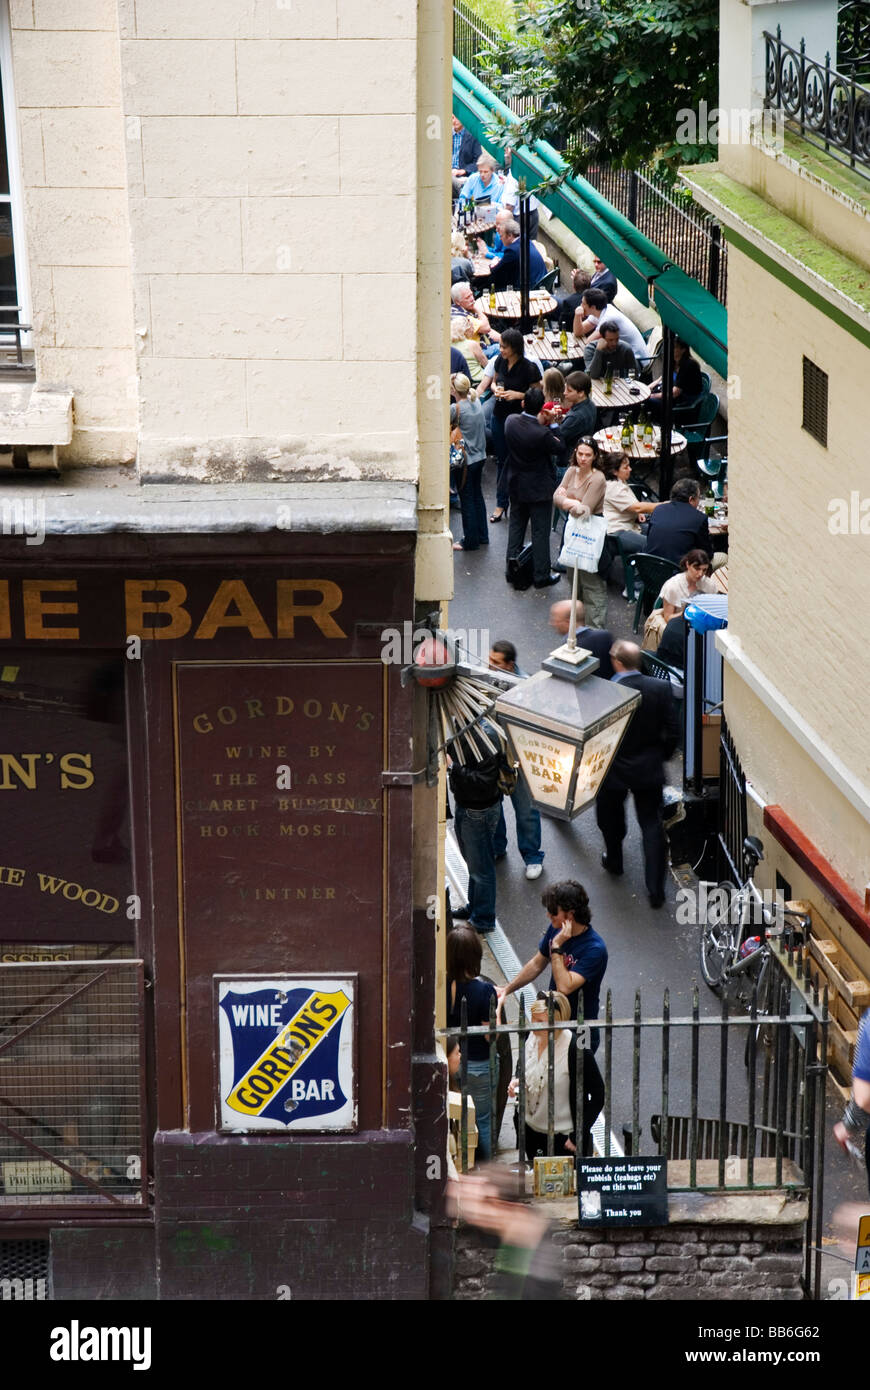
[699,835,811,1060]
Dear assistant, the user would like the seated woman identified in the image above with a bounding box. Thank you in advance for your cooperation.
[508,991,605,1161]
[450,314,487,388]
[602,454,659,591]
[647,337,704,421]
[643,548,718,651]
[447,926,498,1162]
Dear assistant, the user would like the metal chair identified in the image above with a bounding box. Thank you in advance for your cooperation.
[674,391,720,464]
[698,432,727,483]
[535,267,560,293]
[641,650,684,684]
[631,554,678,633]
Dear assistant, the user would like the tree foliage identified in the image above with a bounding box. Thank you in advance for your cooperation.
[479,0,719,177]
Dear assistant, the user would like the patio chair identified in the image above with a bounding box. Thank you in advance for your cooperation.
[698,433,727,483]
[674,391,719,464]
[631,553,678,632]
[535,267,560,293]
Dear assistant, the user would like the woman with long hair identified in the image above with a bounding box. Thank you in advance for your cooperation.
[479,326,542,522]
[552,438,609,627]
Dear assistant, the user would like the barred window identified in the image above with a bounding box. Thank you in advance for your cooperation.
[802,357,828,447]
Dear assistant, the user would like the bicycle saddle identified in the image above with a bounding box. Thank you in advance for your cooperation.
[743,835,764,864]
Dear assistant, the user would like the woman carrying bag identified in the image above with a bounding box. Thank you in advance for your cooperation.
[552,438,609,627]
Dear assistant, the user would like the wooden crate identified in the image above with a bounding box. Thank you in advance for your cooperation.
[800,902,870,1089]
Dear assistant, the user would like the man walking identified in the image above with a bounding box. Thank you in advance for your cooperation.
[596,640,680,908]
[504,387,565,589]
[488,641,545,880]
[449,733,506,934]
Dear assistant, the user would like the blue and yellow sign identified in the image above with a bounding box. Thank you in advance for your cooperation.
[218,977,356,1131]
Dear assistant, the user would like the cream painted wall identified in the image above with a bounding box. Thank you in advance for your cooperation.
[8,0,448,504]
[114,0,421,483]
[9,2,138,465]
[724,672,870,974]
[725,244,870,791]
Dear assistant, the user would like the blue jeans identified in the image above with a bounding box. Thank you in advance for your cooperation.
[494,774,544,864]
[465,1057,499,1162]
[458,458,489,549]
[454,801,500,930]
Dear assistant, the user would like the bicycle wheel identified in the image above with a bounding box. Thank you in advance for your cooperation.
[699,917,732,992]
[698,880,738,991]
[743,951,771,1068]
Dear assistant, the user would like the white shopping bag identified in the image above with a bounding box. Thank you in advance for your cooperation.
[558,513,607,573]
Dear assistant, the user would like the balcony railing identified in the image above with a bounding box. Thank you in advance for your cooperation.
[765,26,870,181]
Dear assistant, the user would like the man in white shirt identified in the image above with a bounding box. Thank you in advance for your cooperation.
[576,288,647,364]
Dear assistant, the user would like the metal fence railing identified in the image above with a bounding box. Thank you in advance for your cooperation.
[765,26,870,181]
[718,721,748,885]
[442,941,830,1297]
[0,962,148,1208]
[838,1,870,83]
[452,2,729,304]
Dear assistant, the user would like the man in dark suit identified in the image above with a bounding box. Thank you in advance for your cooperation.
[489,222,546,290]
[644,477,711,565]
[590,256,618,302]
[549,600,614,680]
[505,387,566,588]
[596,640,680,908]
[452,117,482,195]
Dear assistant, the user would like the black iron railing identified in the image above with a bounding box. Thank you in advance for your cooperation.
[838,1,870,83]
[452,3,729,305]
[442,940,830,1297]
[718,721,748,885]
[765,26,870,180]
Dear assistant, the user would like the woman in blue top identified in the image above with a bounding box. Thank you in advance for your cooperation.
[447,926,498,1162]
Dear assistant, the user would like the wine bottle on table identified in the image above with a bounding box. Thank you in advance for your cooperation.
[489,283,496,311]
[604,366,613,396]
[621,420,633,452]
[644,418,654,449]
[559,327,568,355]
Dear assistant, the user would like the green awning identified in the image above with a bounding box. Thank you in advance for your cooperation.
[453,58,728,374]
[652,269,728,379]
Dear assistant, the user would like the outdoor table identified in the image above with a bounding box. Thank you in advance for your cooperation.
[712,564,729,594]
[593,426,687,460]
[521,330,583,366]
[471,256,492,279]
[588,376,651,411]
[709,506,728,536]
[454,213,498,238]
[475,289,558,321]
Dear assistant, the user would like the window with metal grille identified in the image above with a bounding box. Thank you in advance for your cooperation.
[0,1238,49,1299]
[802,357,828,446]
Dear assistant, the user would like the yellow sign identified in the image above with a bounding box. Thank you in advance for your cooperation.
[226,988,351,1117]
[855,1272,870,1300]
[857,1213,870,1247]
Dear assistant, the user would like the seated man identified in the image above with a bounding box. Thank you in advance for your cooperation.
[558,269,592,331]
[489,220,546,291]
[452,116,482,197]
[590,256,618,302]
[475,207,513,263]
[559,371,597,453]
[577,290,647,364]
[458,153,506,210]
[450,281,498,348]
[644,478,711,564]
[587,323,638,379]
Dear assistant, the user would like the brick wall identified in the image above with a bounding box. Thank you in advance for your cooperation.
[453,1196,808,1301]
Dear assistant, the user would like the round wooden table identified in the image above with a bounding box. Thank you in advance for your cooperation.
[593,426,687,460]
[475,290,558,320]
[522,330,583,366]
[589,376,651,411]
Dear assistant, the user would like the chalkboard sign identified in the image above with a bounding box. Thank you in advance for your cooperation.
[577,1155,668,1227]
